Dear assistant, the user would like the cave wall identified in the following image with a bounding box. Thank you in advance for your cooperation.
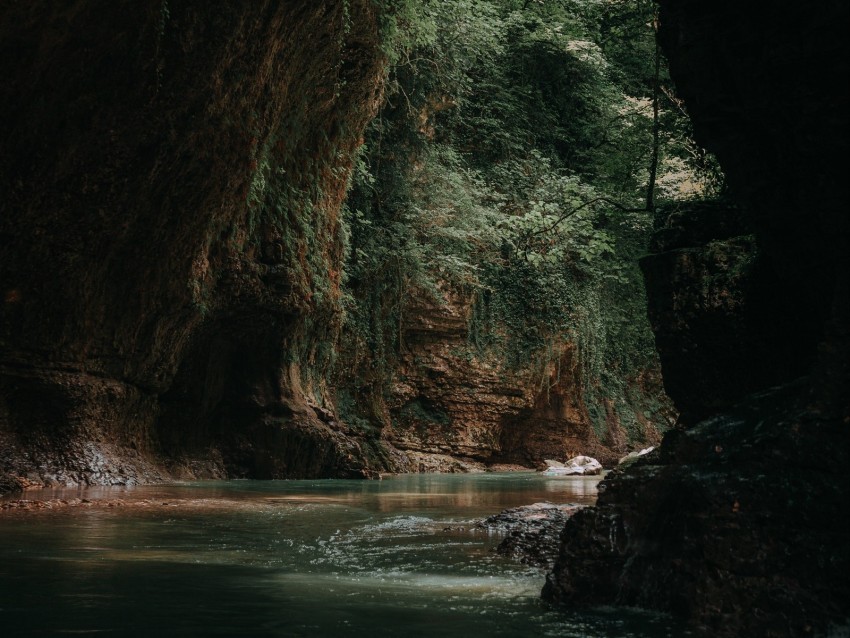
[0,0,388,489]
[544,1,850,635]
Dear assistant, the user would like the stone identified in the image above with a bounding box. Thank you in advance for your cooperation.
[542,455,602,476]
[618,446,655,466]
[544,384,849,637]
[476,502,584,569]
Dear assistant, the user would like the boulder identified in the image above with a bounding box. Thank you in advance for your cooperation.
[542,455,602,476]
[476,502,584,569]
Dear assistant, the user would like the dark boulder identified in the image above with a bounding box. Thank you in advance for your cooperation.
[478,502,584,569]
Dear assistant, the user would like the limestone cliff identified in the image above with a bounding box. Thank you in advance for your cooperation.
[374,287,670,472]
[544,1,850,635]
[0,0,387,489]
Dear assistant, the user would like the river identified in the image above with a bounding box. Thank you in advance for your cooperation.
[0,473,682,637]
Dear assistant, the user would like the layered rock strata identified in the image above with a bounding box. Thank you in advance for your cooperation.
[385,288,670,471]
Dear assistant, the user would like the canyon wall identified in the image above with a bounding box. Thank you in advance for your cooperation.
[380,288,669,472]
[0,0,388,490]
[0,1,670,493]
[544,1,850,635]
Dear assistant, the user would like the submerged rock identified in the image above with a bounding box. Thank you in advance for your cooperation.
[477,502,584,569]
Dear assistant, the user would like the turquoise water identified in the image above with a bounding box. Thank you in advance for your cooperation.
[0,473,682,637]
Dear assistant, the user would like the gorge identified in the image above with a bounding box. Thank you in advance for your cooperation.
[2,1,848,636]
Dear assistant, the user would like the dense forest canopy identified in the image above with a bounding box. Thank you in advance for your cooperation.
[337,0,721,434]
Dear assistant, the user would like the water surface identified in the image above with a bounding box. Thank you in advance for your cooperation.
[0,473,682,637]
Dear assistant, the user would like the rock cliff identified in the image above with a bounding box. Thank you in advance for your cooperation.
[384,288,669,471]
[544,1,850,635]
[0,1,671,492]
[0,0,387,489]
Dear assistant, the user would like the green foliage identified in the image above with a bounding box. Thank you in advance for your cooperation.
[339,0,719,430]
[398,398,451,426]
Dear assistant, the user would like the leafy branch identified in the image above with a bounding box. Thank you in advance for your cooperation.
[519,196,648,244]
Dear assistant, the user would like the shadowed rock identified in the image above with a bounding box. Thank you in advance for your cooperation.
[478,502,584,569]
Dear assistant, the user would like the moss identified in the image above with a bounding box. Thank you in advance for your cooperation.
[398,398,451,427]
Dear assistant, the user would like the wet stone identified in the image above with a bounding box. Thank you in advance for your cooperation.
[476,502,584,569]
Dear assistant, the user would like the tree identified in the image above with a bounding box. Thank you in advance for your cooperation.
[337,0,719,431]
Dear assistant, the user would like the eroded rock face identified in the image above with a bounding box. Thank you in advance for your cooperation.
[545,1,850,635]
[384,288,669,470]
[0,1,387,490]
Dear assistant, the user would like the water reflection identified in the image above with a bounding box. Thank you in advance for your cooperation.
[3,471,602,512]
[542,474,603,498]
